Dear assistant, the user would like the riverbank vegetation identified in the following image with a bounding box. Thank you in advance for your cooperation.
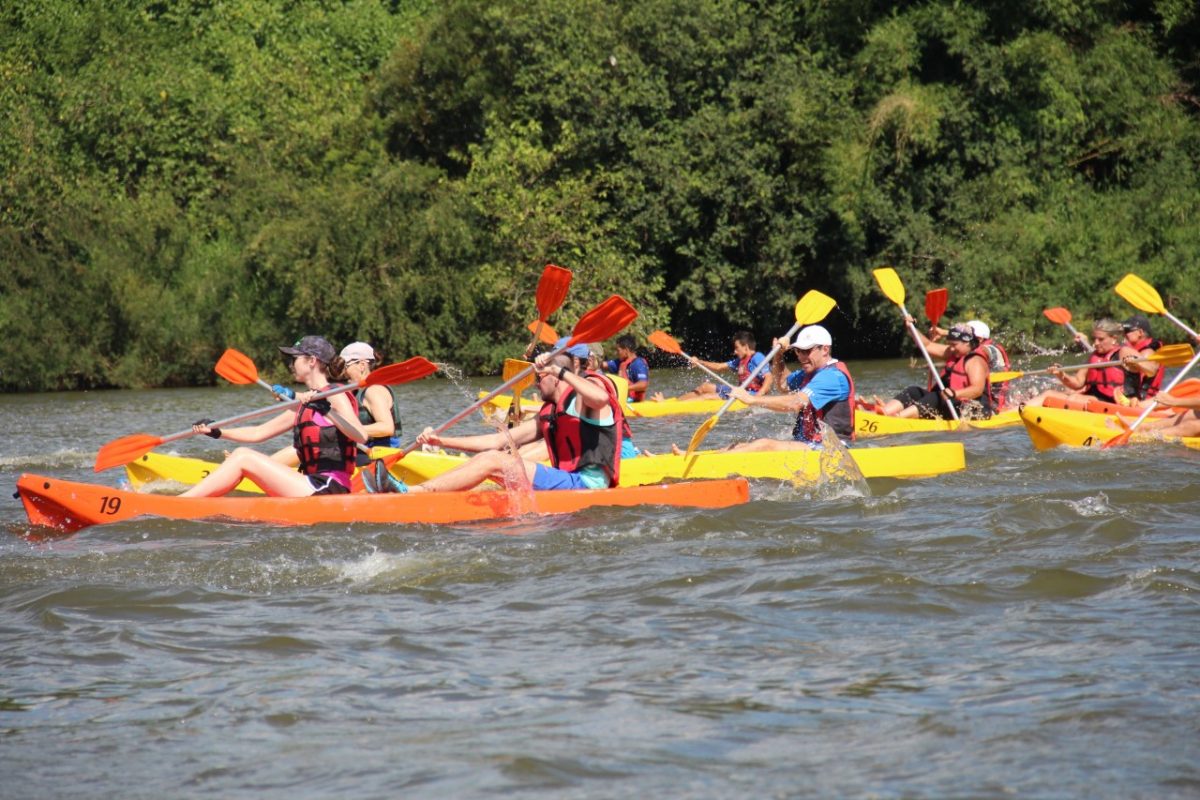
[2,0,1197,391]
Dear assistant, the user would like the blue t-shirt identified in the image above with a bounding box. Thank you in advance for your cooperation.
[606,357,649,386]
[786,361,851,408]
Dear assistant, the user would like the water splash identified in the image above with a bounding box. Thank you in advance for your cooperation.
[1061,493,1117,517]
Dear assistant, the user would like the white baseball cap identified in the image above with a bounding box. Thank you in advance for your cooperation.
[793,325,832,350]
[966,320,990,340]
[339,342,377,362]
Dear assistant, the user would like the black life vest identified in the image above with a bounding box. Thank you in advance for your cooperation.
[293,388,359,478]
[355,384,402,447]
[791,361,856,443]
[536,371,624,487]
[981,339,1012,409]
[1123,337,1164,400]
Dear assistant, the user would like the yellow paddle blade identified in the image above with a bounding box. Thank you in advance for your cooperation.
[1115,273,1165,315]
[795,290,837,325]
[503,358,534,393]
[872,267,905,306]
[990,370,1023,383]
[683,415,718,462]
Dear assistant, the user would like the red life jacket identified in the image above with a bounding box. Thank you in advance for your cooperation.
[736,354,765,392]
[617,355,646,401]
[941,348,993,415]
[791,361,856,443]
[536,371,624,486]
[1123,337,1164,400]
[981,339,1012,409]
[292,388,359,481]
[1084,346,1125,401]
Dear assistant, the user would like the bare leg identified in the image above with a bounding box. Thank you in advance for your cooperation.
[725,438,812,453]
[409,450,538,493]
[180,447,315,498]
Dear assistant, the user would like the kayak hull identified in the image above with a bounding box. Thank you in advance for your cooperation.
[127,439,964,494]
[17,473,750,535]
[1018,405,1200,451]
[854,409,1021,437]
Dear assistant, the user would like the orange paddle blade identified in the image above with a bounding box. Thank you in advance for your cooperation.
[95,433,167,473]
[214,348,260,385]
[648,330,683,355]
[567,295,637,345]
[365,357,439,386]
[1043,307,1073,325]
[526,320,558,345]
[925,288,948,326]
[1170,378,1200,398]
[535,264,572,321]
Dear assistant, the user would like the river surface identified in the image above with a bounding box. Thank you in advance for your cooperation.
[2,359,1198,799]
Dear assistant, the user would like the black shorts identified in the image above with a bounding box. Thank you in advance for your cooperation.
[306,474,350,495]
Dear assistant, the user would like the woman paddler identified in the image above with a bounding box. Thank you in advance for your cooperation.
[181,336,366,497]
[877,322,993,419]
[1023,319,1127,408]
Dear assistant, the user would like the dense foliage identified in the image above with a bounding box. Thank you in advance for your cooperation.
[2,0,1198,391]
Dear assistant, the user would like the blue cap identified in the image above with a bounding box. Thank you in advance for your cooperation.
[555,336,591,359]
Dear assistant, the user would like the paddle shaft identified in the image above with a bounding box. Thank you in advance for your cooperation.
[398,343,571,457]
[1063,321,1094,353]
[684,352,737,389]
[159,380,369,448]
[899,309,959,421]
[1122,347,1200,435]
[708,322,802,422]
[994,348,1192,382]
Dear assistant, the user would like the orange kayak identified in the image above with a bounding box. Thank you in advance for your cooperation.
[16,473,750,535]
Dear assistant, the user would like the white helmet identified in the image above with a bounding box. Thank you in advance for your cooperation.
[966,320,991,340]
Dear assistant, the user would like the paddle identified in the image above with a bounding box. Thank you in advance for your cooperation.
[94,357,439,471]
[1043,307,1094,354]
[648,330,735,390]
[377,294,638,469]
[925,288,948,327]
[874,267,960,422]
[214,348,281,395]
[988,343,1195,383]
[526,319,559,345]
[1103,348,1200,448]
[1102,274,1200,448]
[502,358,535,424]
[525,264,572,352]
[1114,273,1200,339]
[682,290,837,461]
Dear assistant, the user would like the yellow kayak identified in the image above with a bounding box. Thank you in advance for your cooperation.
[125,450,464,493]
[1019,405,1200,451]
[479,390,748,419]
[854,408,1021,438]
[126,439,963,494]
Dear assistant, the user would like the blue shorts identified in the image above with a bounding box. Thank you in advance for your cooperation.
[531,464,610,491]
[717,385,757,400]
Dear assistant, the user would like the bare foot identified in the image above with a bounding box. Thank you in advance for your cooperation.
[670,443,684,456]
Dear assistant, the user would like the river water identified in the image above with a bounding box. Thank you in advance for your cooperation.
[2,360,1198,799]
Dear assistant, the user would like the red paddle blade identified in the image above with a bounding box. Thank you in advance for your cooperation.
[526,320,559,345]
[364,357,439,386]
[95,433,166,472]
[214,348,260,385]
[567,295,637,344]
[1043,307,1073,325]
[535,264,573,320]
[648,330,683,355]
[924,288,948,325]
